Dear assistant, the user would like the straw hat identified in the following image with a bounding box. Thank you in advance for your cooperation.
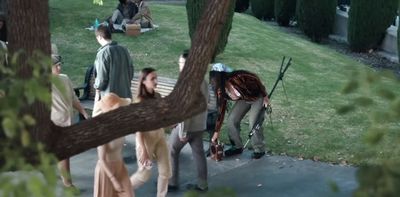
[98,93,131,112]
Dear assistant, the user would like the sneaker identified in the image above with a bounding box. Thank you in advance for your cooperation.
[186,184,208,192]
[251,151,265,159]
[224,147,243,157]
[168,185,179,192]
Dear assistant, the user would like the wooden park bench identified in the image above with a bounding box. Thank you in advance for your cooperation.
[74,65,217,129]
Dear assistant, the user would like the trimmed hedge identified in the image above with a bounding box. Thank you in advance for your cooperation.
[250,0,274,20]
[348,0,398,52]
[235,0,249,13]
[296,0,337,42]
[337,0,350,5]
[186,0,235,59]
[274,0,296,26]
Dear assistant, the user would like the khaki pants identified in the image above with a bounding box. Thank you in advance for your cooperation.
[130,135,171,197]
[227,97,265,153]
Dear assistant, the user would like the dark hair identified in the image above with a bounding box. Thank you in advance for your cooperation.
[209,71,229,102]
[137,67,157,101]
[95,24,112,40]
[119,0,127,4]
[181,49,189,59]
[0,14,7,42]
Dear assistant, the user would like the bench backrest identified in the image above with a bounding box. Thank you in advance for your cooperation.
[76,65,216,111]
[130,76,177,98]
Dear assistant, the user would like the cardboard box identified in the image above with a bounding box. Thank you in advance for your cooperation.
[125,24,141,36]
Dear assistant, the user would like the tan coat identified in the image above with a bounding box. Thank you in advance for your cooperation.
[51,74,79,127]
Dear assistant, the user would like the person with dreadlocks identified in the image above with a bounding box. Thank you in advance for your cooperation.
[210,70,270,159]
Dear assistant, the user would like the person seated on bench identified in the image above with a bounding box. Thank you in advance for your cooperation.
[129,0,153,28]
[109,0,138,30]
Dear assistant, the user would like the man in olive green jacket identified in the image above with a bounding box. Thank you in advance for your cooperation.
[92,24,134,117]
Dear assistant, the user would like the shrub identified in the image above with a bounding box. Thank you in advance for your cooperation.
[337,0,350,6]
[235,0,249,13]
[296,0,337,42]
[274,0,296,26]
[186,0,235,59]
[348,0,398,52]
[250,0,274,20]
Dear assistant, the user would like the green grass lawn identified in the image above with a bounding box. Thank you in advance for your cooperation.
[49,0,400,165]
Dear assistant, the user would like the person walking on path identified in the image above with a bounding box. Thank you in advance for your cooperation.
[210,70,270,159]
[168,50,209,192]
[92,24,134,117]
[93,93,133,197]
[130,67,171,197]
[50,54,89,189]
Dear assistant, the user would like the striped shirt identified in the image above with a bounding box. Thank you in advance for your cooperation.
[214,70,268,133]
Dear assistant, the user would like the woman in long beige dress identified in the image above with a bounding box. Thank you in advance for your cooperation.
[130,67,171,197]
[93,93,133,197]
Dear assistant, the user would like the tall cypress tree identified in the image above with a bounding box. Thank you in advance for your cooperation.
[348,0,398,52]
[186,0,236,61]
[235,0,249,13]
[274,0,296,26]
[250,0,275,20]
[296,0,336,42]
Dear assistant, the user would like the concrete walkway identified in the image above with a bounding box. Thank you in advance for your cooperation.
[68,134,358,197]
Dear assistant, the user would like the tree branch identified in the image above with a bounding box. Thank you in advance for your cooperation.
[48,0,233,160]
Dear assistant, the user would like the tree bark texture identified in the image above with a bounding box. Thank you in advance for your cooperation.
[0,0,7,16]
[186,0,235,60]
[8,0,233,160]
[8,0,52,145]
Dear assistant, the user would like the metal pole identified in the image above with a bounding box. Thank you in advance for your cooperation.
[243,56,292,149]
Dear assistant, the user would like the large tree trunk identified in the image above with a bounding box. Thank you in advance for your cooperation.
[9,0,233,161]
[186,0,236,61]
[8,0,53,156]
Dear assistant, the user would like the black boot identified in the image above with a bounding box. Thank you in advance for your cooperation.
[251,151,265,159]
[224,147,243,157]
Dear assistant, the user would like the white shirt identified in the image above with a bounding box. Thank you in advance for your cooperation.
[51,74,79,127]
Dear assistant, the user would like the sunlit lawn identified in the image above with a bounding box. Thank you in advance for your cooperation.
[50,0,400,165]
